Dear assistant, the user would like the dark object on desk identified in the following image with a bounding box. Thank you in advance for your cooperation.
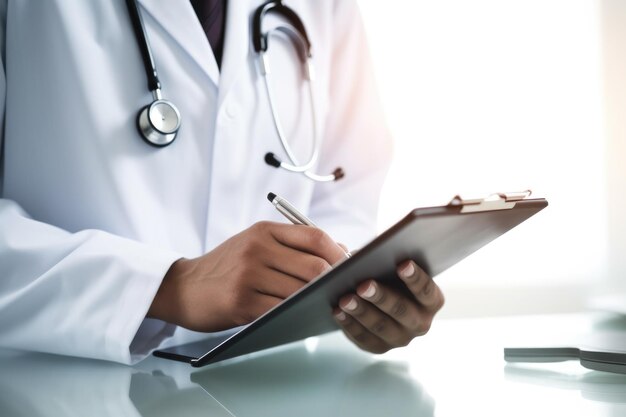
[505,325,626,375]
[505,347,626,374]
[155,192,548,367]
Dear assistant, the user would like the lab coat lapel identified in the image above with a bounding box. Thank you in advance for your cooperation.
[217,0,253,106]
[135,0,220,86]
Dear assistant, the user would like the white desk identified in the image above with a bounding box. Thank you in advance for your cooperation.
[1,313,625,417]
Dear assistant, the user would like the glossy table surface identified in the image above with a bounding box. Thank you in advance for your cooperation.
[2,313,626,417]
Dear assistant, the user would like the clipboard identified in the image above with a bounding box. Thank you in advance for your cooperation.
[154,191,548,366]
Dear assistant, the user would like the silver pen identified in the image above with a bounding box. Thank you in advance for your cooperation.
[267,192,351,258]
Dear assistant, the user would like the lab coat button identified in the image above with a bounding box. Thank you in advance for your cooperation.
[226,101,237,118]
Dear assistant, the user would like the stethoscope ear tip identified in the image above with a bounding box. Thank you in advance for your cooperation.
[332,168,345,181]
[265,151,345,182]
[265,152,282,168]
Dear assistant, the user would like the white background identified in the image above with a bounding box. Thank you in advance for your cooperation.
[358,0,626,317]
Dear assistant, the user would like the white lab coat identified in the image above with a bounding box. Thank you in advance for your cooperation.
[0,0,392,364]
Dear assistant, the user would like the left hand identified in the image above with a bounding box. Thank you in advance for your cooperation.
[333,260,444,353]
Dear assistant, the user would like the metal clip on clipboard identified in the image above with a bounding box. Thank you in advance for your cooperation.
[449,190,533,213]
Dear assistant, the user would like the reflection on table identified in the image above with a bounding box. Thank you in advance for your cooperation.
[0,332,433,417]
[2,314,626,417]
[190,337,434,417]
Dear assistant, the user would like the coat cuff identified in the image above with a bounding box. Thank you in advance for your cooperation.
[100,234,182,364]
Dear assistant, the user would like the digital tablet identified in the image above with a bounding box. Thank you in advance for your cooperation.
[154,191,548,366]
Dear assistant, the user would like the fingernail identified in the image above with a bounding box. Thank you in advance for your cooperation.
[400,262,415,279]
[344,297,358,311]
[335,311,347,321]
[362,282,376,299]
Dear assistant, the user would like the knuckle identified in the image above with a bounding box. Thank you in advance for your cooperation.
[418,267,429,281]
[390,299,408,317]
[250,221,279,238]
[232,316,247,327]
[258,220,274,230]
[338,314,355,329]
[241,310,259,325]
[250,221,267,233]
[433,293,445,311]
[422,280,434,295]
[406,314,424,332]
[310,258,331,278]
[231,299,255,326]
[354,331,370,344]
[411,283,429,298]
[417,319,433,336]
[392,334,412,348]
[400,336,413,347]
[287,280,305,295]
[371,319,388,334]
[371,344,391,354]
[308,227,330,247]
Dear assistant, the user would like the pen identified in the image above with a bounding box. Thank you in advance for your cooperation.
[267,192,317,227]
[267,192,351,258]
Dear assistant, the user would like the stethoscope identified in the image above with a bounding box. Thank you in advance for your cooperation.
[126,0,344,182]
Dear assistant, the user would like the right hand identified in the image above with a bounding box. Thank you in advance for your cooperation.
[147,221,347,332]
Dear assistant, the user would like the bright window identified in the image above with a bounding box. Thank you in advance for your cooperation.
[358,0,607,315]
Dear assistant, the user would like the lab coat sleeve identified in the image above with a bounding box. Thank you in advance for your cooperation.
[0,3,183,364]
[308,0,393,250]
[0,200,183,364]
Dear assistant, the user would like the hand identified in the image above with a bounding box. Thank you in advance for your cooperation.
[148,221,346,332]
[333,260,444,353]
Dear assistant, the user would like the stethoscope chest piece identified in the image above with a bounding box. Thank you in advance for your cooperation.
[127,0,344,178]
[127,0,181,148]
[137,99,181,147]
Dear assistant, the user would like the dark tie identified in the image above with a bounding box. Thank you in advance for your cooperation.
[190,0,227,69]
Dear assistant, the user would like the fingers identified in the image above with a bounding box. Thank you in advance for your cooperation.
[266,222,346,266]
[396,261,445,313]
[337,242,349,252]
[265,244,333,283]
[241,293,283,324]
[332,260,445,353]
[256,268,309,299]
[355,280,429,334]
[337,294,413,348]
[333,309,392,354]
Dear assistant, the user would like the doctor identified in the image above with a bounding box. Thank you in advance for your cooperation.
[0,0,444,364]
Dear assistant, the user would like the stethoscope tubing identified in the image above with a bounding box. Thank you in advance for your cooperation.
[128,0,342,180]
[259,52,319,173]
[126,0,161,93]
